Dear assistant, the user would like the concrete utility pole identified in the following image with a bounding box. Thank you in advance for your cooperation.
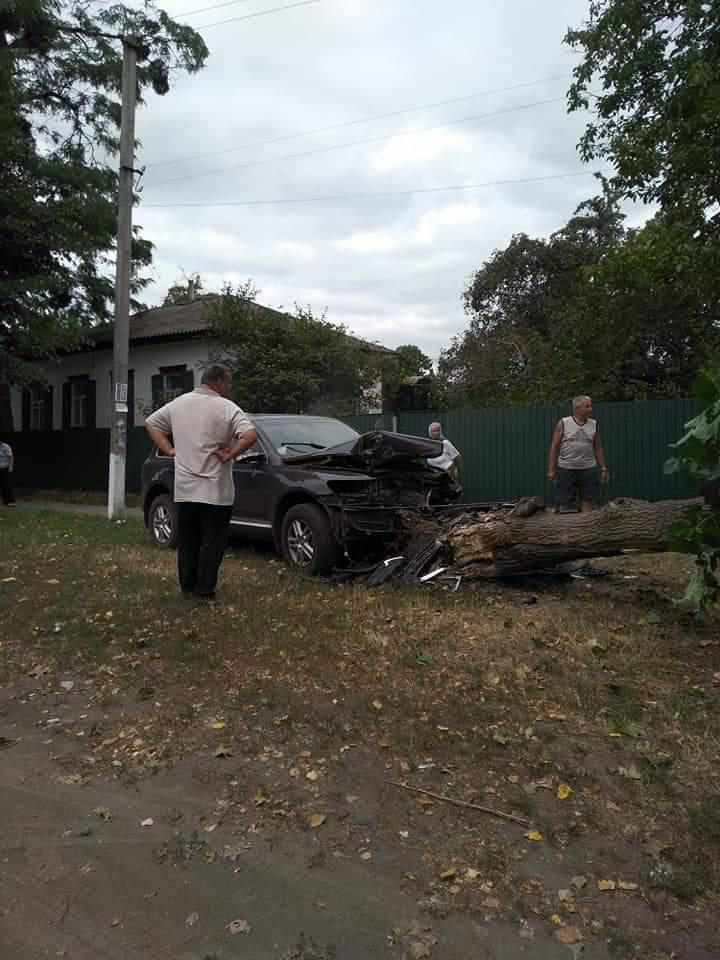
[108,36,139,519]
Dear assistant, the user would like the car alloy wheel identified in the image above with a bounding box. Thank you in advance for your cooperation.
[152,502,174,546]
[286,517,315,567]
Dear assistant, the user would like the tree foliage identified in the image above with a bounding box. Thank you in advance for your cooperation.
[565,0,720,222]
[666,366,720,611]
[163,272,205,306]
[209,283,386,415]
[441,185,720,406]
[395,344,433,380]
[1,0,207,394]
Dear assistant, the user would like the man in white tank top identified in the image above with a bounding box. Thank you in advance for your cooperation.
[547,395,608,512]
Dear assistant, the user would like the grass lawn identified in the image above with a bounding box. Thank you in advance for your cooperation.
[1,507,720,958]
[15,488,142,509]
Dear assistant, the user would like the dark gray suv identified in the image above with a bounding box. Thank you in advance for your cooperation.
[141,415,458,575]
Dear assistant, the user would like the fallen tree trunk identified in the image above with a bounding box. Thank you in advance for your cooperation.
[447,498,702,579]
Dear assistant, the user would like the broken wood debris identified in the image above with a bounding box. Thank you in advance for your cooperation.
[332,495,703,587]
[385,779,530,827]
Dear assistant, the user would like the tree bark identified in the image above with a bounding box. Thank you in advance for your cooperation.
[447,498,702,579]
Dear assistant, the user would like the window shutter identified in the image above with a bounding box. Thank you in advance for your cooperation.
[183,369,195,393]
[127,370,135,427]
[44,386,54,430]
[62,381,72,430]
[22,389,31,432]
[86,379,96,429]
[151,373,163,410]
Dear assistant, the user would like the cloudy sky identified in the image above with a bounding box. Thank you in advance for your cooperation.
[133,0,604,359]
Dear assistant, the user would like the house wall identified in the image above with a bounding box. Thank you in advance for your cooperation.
[10,339,218,431]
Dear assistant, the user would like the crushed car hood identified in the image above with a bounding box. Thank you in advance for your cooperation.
[283,430,444,475]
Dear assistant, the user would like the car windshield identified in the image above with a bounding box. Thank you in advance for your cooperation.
[260,418,359,455]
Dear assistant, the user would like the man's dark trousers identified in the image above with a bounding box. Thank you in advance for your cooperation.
[176,502,233,597]
[0,469,15,505]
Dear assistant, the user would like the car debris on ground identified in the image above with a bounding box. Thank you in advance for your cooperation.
[330,497,617,591]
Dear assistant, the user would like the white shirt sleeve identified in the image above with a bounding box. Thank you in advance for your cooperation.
[145,403,173,434]
[230,406,255,438]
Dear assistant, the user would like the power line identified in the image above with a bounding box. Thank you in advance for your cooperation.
[145,72,570,170]
[177,0,256,18]
[145,95,566,187]
[141,169,602,208]
[196,0,320,31]
[77,0,319,28]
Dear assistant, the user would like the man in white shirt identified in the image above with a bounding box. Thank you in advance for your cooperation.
[0,440,15,506]
[427,422,461,482]
[145,364,257,600]
[547,395,609,512]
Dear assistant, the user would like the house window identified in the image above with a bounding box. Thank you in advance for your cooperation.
[71,380,88,428]
[63,377,95,429]
[23,384,53,432]
[152,366,194,410]
[30,387,46,430]
[160,369,188,403]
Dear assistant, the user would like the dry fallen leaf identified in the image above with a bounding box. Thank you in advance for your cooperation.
[597,879,616,891]
[439,867,457,881]
[308,813,326,828]
[618,880,639,891]
[371,700,383,711]
[209,720,226,730]
[555,926,582,945]
[305,770,319,782]
[557,783,573,800]
[617,764,642,781]
[525,830,543,842]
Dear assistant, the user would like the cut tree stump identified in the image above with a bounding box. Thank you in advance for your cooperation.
[446,498,702,579]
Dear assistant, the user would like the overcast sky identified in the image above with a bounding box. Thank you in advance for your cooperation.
[133,0,604,359]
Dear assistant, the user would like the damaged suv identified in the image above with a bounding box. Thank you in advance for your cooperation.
[142,415,459,575]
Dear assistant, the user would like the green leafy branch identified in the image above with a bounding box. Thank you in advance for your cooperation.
[665,367,720,610]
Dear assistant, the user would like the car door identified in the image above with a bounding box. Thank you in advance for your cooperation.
[231,439,277,533]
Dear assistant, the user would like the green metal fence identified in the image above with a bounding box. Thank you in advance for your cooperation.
[12,399,703,502]
[345,399,703,503]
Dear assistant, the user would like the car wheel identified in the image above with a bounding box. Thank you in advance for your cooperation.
[149,494,177,549]
[280,503,338,576]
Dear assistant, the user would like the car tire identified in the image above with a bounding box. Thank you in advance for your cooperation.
[280,502,338,576]
[148,493,177,549]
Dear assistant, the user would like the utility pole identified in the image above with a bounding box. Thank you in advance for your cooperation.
[108,35,139,519]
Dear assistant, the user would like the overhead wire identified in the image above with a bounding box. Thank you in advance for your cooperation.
[195,0,320,31]
[176,0,257,17]
[140,169,603,208]
[145,73,571,169]
[145,95,567,187]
